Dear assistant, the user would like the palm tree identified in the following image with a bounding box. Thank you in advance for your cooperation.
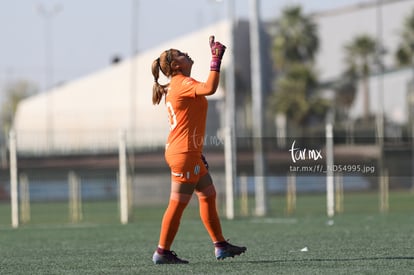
[0,80,37,137]
[333,73,357,120]
[344,34,377,121]
[395,9,414,66]
[271,5,319,71]
[270,5,327,129]
[272,63,317,124]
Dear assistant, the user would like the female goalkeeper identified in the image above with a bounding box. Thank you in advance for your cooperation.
[150,36,246,264]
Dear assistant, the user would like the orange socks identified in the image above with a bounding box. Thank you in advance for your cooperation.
[158,193,192,250]
[158,184,225,251]
[196,184,225,243]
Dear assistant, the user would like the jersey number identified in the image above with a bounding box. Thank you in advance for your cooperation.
[166,101,177,130]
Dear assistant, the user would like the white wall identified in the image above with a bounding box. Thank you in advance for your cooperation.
[314,0,414,81]
[314,0,414,124]
[13,21,230,153]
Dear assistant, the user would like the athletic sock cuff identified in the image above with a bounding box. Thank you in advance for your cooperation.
[214,241,228,248]
[157,246,169,255]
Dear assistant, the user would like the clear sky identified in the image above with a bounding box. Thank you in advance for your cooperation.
[0,0,367,97]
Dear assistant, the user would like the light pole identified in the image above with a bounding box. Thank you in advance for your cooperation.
[37,3,62,151]
[224,0,237,220]
[130,0,139,147]
[127,0,140,221]
[249,0,267,216]
[209,0,237,219]
[376,0,387,212]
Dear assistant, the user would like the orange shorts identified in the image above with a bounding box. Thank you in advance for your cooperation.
[165,152,208,184]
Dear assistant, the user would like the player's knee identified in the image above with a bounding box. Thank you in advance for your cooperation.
[170,192,192,204]
[195,184,216,199]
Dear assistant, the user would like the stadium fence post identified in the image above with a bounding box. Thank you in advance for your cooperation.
[239,174,248,216]
[379,169,389,213]
[19,173,31,223]
[9,130,19,228]
[335,173,344,213]
[224,127,235,219]
[119,130,129,224]
[68,171,82,223]
[286,172,296,215]
[326,122,335,217]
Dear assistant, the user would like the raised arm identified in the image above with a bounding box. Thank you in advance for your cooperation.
[195,36,226,96]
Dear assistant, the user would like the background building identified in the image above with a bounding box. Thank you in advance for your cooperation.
[12,0,414,154]
[13,21,233,153]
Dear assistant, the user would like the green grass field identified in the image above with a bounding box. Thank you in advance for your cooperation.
[1,192,413,274]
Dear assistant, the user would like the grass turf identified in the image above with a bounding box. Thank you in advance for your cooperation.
[0,192,413,274]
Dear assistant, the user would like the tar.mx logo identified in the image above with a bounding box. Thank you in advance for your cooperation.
[289,140,323,163]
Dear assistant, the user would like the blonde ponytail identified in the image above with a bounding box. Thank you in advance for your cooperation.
[152,58,168,105]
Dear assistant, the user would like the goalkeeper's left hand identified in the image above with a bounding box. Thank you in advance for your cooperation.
[209,35,226,72]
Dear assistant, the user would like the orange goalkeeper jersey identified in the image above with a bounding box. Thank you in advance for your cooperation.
[165,74,208,156]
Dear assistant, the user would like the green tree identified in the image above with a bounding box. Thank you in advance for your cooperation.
[272,5,319,70]
[333,73,357,122]
[1,80,37,134]
[270,5,328,127]
[273,63,317,124]
[395,9,414,66]
[343,34,377,121]
[395,8,414,139]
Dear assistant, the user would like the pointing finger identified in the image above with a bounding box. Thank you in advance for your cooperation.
[209,35,215,47]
